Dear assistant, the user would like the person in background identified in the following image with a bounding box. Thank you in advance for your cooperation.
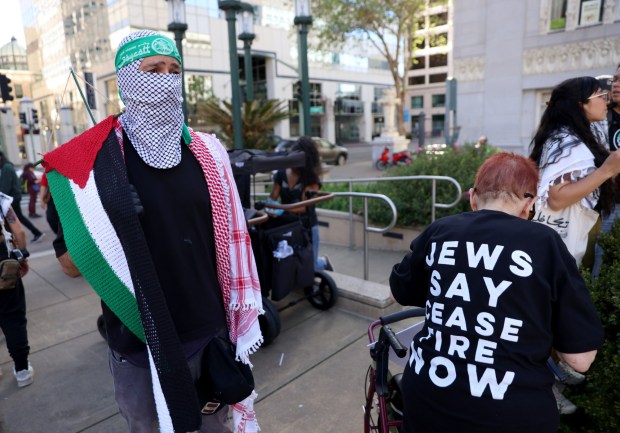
[390,153,603,433]
[45,30,262,433]
[592,70,620,277]
[529,76,620,268]
[268,136,333,271]
[21,163,41,219]
[0,192,33,388]
[38,173,59,234]
[0,152,44,243]
[529,76,620,413]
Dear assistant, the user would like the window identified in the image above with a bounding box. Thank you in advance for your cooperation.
[415,37,426,50]
[579,0,603,26]
[185,74,214,129]
[411,56,426,70]
[409,76,425,85]
[429,53,448,68]
[549,0,567,30]
[14,84,23,99]
[105,79,121,116]
[416,16,426,30]
[429,73,447,83]
[429,32,448,48]
[310,82,323,114]
[411,96,424,109]
[432,114,445,136]
[430,12,448,27]
[432,94,446,108]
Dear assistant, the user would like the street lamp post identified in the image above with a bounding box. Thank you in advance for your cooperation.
[294,0,312,137]
[238,4,255,103]
[166,0,188,122]
[219,0,244,150]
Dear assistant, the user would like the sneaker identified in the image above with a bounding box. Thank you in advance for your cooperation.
[558,360,586,385]
[14,362,34,388]
[321,255,334,272]
[552,381,577,415]
[32,233,45,243]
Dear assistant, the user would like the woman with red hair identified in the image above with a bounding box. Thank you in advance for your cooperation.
[390,153,603,433]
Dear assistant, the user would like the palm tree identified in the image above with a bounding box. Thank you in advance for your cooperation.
[198,99,290,149]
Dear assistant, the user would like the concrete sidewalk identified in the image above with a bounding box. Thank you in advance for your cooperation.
[0,215,412,433]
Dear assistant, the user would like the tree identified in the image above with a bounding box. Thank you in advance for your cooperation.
[199,99,290,150]
[313,0,424,135]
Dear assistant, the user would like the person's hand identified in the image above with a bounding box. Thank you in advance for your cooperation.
[129,184,144,217]
[58,252,81,278]
[601,150,620,177]
[19,260,29,278]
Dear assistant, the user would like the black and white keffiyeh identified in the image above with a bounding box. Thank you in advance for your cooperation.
[117,30,184,169]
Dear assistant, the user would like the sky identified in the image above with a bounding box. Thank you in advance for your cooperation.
[2,0,26,47]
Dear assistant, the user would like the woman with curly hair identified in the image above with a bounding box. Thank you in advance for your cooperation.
[530,76,620,267]
[269,136,332,271]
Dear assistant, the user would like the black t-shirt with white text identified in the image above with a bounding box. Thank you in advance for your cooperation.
[390,210,603,433]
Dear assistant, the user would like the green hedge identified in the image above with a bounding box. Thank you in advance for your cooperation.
[561,220,620,432]
[319,144,499,227]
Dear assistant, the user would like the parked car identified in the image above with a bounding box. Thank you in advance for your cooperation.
[274,137,348,165]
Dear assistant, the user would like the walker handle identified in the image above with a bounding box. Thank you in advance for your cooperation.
[381,326,407,358]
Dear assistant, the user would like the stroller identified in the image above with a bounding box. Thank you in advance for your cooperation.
[229,149,339,346]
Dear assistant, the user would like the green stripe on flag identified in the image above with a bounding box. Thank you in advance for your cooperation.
[47,170,145,342]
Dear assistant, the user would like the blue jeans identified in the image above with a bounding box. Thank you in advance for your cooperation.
[592,205,620,278]
[108,347,232,433]
[312,224,326,271]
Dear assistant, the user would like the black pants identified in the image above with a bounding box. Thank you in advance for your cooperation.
[12,197,42,237]
[46,198,59,235]
[0,279,30,371]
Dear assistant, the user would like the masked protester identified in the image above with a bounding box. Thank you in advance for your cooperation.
[43,30,262,433]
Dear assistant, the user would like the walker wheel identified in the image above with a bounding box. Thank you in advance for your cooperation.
[305,271,338,310]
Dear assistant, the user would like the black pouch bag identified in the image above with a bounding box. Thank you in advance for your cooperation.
[0,258,20,290]
[196,336,255,415]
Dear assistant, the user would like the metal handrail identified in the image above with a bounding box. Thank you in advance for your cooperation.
[322,175,462,251]
[329,191,397,280]
[250,174,461,280]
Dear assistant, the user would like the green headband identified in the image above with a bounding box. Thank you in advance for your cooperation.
[115,35,182,71]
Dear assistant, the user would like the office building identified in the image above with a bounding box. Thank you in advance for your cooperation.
[453,0,620,152]
[19,0,394,147]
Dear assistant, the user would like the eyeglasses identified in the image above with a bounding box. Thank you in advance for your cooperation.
[524,192,536,221]
[587,91,610,102]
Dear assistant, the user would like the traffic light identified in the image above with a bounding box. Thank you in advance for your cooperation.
[293,80,302,101]
[0,74,14,102]
[19,112,26,126]
[31,108,39,125]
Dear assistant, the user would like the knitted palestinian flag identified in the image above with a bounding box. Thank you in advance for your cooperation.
[44,117,201,432]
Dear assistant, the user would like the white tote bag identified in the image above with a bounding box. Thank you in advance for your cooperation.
[533,203,599,266]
